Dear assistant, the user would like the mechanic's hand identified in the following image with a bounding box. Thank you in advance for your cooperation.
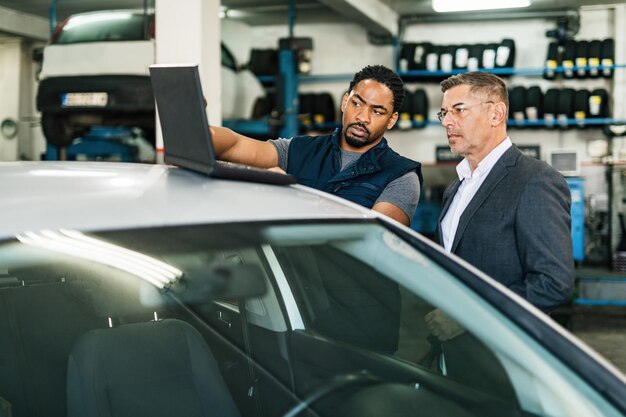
[424,308,465,341]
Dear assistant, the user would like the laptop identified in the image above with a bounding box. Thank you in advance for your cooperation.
[148,63,296,185]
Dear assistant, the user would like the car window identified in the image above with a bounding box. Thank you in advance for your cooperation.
[0,222,621,417]
[263,223,622,417]
[52,12,151,44]
[273,241,518,402]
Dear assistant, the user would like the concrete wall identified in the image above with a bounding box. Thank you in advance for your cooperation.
[0,38,46,161]
[0,39,22,161]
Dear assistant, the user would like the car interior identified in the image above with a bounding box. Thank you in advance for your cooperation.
[0,222,548,417]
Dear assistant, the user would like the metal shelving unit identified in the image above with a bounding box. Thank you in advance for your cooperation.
[398,64,626,78]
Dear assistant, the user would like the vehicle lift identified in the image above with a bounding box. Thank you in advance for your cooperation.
[45,127,139,162]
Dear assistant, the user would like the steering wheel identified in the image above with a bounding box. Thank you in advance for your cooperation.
[282,370,380,417]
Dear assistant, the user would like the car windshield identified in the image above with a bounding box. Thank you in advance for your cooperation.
[53,11,151,44]
[0,221,619,417]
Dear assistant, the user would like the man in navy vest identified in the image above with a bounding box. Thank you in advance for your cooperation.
[211,65,423,226]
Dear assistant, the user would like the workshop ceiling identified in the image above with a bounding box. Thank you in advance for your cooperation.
[0,0,609,30]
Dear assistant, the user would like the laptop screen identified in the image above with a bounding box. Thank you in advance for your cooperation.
[149,64,216,175]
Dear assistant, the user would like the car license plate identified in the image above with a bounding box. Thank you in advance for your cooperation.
[62,92,108,107]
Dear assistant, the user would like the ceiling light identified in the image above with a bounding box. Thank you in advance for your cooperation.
[432,0,531,13]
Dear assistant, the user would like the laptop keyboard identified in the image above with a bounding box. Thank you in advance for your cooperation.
[214,160,297,185]
[216,160,277,172]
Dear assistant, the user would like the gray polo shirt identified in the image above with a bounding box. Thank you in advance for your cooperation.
[269,138,420,219]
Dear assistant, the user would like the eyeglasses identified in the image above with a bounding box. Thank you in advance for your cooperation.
[437,101,494,122]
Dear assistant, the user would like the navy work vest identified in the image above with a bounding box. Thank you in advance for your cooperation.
[286,129,422,208]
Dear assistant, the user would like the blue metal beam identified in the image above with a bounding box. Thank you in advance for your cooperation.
[49,0,59,35]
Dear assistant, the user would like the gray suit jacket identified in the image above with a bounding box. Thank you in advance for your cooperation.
[436,146,574,311]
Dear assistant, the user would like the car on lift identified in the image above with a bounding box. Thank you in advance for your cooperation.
[36,9,265,148]
[1,160,626,417]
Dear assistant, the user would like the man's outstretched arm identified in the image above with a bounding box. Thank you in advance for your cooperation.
[210,126,279,168]
[372,202,410,226]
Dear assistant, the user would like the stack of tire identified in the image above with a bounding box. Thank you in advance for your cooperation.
[299,92,336,131]
[397,88,429,130]
[249,48,279,78]
[251,92,277,119]
[508,85,610,129]
[544,38,614,79]
[398,39,515,81]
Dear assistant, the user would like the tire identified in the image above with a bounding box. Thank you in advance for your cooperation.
[41,113,76,148]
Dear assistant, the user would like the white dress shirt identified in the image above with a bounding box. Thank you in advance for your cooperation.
[441,138,513,252]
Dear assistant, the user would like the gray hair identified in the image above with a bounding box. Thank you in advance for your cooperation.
[440,72,509,111]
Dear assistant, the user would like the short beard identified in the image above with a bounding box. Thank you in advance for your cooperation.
[343,123,372,148]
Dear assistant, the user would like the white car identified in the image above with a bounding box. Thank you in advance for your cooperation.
[1,160,626,417]
[36,9,265,148]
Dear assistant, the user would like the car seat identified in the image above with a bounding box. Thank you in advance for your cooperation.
[66,318,241,417]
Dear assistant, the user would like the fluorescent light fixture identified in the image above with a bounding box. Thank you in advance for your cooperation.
[219,6,246,19]
[432,0,531,12]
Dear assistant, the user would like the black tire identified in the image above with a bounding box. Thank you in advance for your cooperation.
[41,113,76,148]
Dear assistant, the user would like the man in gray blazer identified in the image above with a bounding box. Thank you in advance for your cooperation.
[434,71,574,313]
[424,71,575,397]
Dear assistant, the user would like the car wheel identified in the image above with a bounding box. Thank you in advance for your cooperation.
[41,113,76,148]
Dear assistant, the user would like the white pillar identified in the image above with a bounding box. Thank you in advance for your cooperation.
[155,0,221,163]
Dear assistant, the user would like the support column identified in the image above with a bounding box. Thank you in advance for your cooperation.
[155,0,221,162]
[0,39,22,160]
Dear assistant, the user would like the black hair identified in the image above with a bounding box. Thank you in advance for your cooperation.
[348,65,405,113]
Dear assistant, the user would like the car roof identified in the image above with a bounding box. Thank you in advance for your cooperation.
[0,161,372,239]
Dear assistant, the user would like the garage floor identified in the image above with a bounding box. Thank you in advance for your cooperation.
[569,306,626,374]
[553,266,626,374]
